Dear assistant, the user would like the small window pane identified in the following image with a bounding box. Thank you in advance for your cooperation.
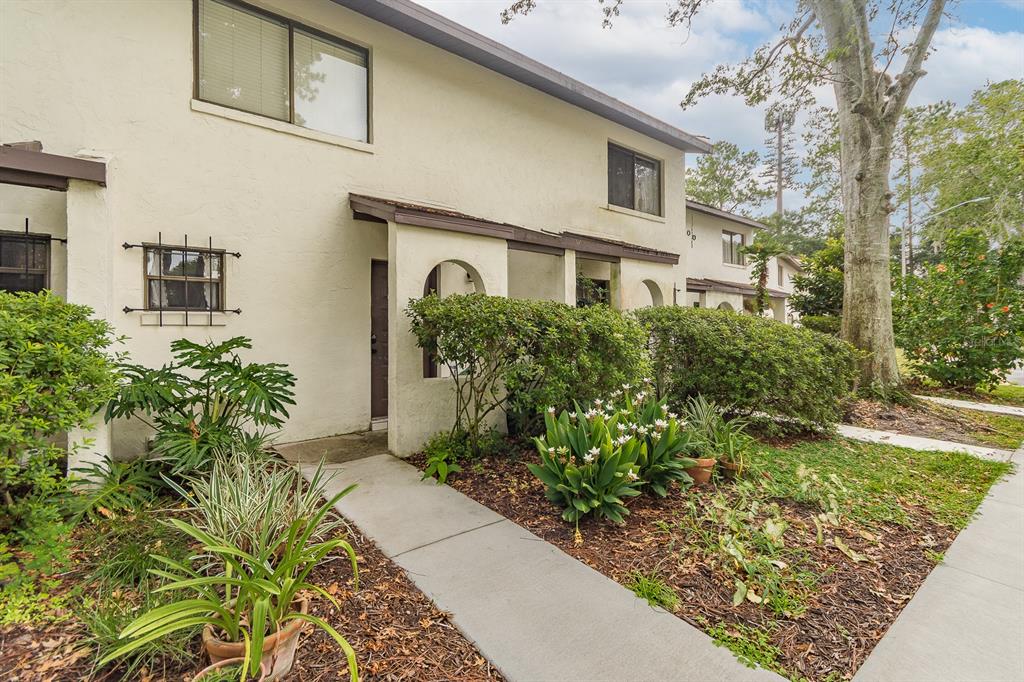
[293,30,368,141]
[634,156,659,215]
[0,272,46,293]
[198,0,289,120]
[608,145,634,209]
[149,280,220,311]
[722,232,731,263]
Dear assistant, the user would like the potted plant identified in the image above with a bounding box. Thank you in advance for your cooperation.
[193,657,268,681]
[99,487,359,682]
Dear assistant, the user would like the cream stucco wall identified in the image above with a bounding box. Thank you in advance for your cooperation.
[1,0,693,456]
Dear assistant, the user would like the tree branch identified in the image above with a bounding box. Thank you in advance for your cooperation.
[882,0,947,123]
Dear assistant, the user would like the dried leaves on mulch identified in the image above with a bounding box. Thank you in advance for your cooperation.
[0,526,502,682]
[426,452,955,682]
[844,398,1005,447]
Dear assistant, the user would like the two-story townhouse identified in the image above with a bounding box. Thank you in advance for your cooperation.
[682,200,802,322]
[0,0,710,465]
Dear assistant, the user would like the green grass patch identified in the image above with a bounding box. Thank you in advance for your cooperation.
[702,618,790,677]
[982,384,1024,406]
[626,570,680,611]
[969,412,1024,450]
[749,437,1011,529]
[81,512,193,588]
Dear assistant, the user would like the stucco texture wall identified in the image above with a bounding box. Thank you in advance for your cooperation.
[1,0,691,455]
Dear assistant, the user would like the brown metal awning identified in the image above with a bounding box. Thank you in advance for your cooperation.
[687,277,788,298]
[349,193,679,265]
[0,144,106,191]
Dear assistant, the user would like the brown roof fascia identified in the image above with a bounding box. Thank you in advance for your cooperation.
[350,194,679,265]
[0,146,106,190]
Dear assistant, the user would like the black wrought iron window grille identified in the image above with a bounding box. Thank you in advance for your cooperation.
[123,233,241,326]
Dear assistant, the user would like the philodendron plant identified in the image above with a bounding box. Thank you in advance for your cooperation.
[528,405,644,525]
[99,486,359,681]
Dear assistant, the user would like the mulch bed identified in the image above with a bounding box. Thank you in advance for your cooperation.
[844,398,1008,447]
[411,450,955,682]
[0,525,501,682]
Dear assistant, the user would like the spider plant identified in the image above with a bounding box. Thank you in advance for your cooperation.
[681,395,751,474]
[98,484,359,681]
[163,447,345,554]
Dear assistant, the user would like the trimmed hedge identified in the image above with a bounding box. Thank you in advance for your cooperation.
[406,294,647,444]
[636,306,857,431]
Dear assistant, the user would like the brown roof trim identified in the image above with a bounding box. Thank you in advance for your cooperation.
[687,277,787,298]
[330,0,710,154]
[0,146,106,191]
[686,201,766,231]
[349,194,679,265]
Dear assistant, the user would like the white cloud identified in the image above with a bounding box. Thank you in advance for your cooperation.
[908,26,1024,105]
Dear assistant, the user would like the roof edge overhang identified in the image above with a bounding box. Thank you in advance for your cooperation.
[686,277,787,298]
[330,0,710,154]
[686,201,767,231]
[350,193,679,265]
[0,145,106,191]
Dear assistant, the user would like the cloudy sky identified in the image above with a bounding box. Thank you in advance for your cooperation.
[418,0,1024,213]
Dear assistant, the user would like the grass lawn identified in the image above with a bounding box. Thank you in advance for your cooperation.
[970,411,1024,450]
[434,436,1011,681]
[847,398,1024,451]
[982,384,1024,406]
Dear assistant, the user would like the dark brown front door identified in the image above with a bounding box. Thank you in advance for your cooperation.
[370,260,388,419]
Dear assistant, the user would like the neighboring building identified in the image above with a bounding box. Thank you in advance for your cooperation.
[683,200,802,322]
[0,0,709,461]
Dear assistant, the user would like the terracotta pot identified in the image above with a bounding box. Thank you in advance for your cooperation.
[720,460,742,480]
[685,458,716,485]
[203,599,308,682]
[193,656,268,681]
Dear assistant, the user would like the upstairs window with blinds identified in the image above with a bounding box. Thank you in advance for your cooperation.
[607,143,662,216]
[196,0,369,142]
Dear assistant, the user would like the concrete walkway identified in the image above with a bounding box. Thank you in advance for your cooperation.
[837,424,1015,462]
[302,454,780,682]
[854,444,1024,682]
[915,393,1024,418]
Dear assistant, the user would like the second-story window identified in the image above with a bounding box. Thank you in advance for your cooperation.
[722,230,745,265]
[608,143,661,216]
[778,263,784,286]
[196,0,369,142]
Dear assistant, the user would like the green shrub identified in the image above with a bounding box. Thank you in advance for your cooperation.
[894,229,1024,389]
[0,291,121,538]
[636,306,857,432]
[420,431,469,485]
[799,314,841,336]
[105,337,296,475]
[406,294,647,449]
[789,234,844,318]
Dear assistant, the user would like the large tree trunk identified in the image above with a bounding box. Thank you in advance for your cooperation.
[811,0,945,393]
[836,102,901,389]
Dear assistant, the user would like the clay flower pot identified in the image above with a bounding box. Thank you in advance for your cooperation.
[193,656,268,681]
[720,460,742,480]
[203,599,308,682]
[685,457,716,485]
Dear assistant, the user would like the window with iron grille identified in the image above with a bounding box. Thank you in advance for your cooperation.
[0,232,49,293]
[722,230,745,265]
[144,245,224,311]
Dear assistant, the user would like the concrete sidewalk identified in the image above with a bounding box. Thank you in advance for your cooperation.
[915,393,1024,418]
[302,454,780,682]
[854,446,1023,682]
[837,424,1015,462]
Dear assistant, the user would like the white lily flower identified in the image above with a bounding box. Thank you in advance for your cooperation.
[546,406,556,414]
[583,452,595,463]
[627,470,639,481]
